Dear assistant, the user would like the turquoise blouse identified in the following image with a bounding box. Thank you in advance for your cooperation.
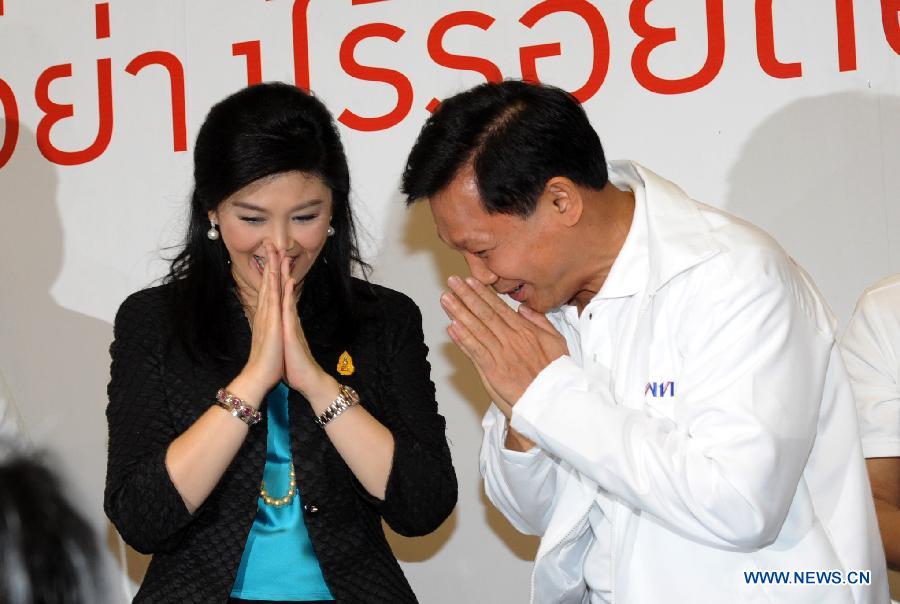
[230,383,334,601]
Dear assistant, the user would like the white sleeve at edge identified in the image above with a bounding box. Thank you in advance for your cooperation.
[480,403,559,536]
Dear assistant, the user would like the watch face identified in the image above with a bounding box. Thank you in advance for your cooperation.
[341,384,360,404]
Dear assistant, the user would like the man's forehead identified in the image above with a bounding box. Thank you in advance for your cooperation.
[428,169,494,249]
[439,230,492,251]
[454,164,480,193]
[430,203,491,250]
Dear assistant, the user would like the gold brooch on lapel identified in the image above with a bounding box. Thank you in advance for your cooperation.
[337,351,355,376]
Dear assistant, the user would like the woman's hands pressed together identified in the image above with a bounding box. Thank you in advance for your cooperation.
[230,242,287,405]
[231,241,338,408]
[168,240,394,509]
[279,247,340,404]
[166,241,338,513]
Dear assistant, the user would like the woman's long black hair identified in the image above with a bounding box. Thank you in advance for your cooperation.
[167,82,368,363]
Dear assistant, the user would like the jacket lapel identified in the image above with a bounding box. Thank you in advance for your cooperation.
[610,161,721,293]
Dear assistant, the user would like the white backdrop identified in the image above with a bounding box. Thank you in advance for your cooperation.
[1,1,899,601]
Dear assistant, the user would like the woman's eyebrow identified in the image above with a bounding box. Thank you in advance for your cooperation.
[230,199,324,212]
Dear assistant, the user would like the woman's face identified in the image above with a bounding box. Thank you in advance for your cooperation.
[210,171,334,303]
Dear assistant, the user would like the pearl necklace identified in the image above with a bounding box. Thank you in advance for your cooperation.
[259,463,297,507]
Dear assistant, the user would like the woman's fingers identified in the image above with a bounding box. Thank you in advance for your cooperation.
[281,264,320,393]
[255,245,270,308]
[252,242,285,381]
[280,252,300,309]
[282,280,298,330]
[243,243,287,391]
[255,242,283,327]
[266,241,282,301]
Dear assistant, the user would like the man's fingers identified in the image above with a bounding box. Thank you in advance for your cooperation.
[462,276,522,327]
[447,275,511,331]
[449,326,513,417]
[472,362,512,412]
[518,304,558,336]
[447,319,494,369]
[441,290,502,350]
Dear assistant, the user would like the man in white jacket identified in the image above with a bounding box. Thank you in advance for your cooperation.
[401,81,889,603]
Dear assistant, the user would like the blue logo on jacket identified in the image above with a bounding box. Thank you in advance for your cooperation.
[645,381,675,397]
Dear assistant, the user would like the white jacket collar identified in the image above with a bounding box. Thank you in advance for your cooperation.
[608,160,721,294]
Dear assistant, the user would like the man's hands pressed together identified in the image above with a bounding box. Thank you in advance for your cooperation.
[440,276,568,450]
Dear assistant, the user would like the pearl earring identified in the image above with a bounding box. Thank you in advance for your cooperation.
[207,220,220,240]
[327,226,335,237]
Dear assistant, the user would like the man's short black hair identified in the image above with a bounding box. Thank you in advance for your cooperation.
[401,80,608,217]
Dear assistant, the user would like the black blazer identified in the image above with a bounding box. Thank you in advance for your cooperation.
[105,279,457,603]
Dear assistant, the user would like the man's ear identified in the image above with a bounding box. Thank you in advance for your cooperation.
[544,177,583,227]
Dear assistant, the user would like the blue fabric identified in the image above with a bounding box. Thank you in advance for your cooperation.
[231,383,334,601]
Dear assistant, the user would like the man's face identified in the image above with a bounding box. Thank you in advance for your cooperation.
[428,167,573,313]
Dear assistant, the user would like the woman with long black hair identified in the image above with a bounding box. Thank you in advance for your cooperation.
[104,82,457,603]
